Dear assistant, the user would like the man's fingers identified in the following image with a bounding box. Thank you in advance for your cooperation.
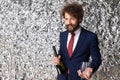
[83,74,89,79]
[83,71,90,79]
[53,56,60,65]
[77,69,91,79]
[83,68,93,79]
[58,55,61,59]
[77,70,81,76]
[77,70,84,78]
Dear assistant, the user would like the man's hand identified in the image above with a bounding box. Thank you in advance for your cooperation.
[77,67,93,79]
[53,55,61,65]
[77,70,85,79]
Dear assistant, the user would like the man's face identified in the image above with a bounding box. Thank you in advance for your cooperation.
[64,12,79,33]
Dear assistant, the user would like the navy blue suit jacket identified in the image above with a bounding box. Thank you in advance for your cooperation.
[58,27,102,80]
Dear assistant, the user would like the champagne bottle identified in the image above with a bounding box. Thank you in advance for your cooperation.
[52,46,66,74]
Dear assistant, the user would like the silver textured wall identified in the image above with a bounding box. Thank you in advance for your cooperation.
[0,0,120,80]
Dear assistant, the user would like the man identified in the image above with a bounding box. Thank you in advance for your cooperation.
[53,2,102,80]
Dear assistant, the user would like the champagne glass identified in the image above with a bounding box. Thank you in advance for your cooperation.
[80,62,89,80]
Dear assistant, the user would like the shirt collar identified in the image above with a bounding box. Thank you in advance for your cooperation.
[74,27,81,35]
[68,27,81,35]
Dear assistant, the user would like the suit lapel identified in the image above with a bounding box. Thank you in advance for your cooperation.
[72,27,86,57]
[62,31,70,58]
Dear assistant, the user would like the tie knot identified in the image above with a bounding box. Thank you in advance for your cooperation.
[71,33,75,36]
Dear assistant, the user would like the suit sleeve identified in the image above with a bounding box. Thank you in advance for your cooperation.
[58,32,62,55]
[89,34,102,73]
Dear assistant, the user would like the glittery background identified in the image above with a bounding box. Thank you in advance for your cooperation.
[0,0,120,80]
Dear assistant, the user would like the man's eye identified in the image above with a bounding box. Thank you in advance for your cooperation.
[71,18,75,20]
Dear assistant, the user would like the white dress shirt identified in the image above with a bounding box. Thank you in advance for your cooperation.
[67,27,81,52]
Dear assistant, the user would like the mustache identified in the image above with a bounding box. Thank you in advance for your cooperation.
[66,24,74,27]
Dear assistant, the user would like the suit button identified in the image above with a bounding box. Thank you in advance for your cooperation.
[69,58,71,61]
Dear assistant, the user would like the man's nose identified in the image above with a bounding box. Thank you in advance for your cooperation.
[68,19,71,24]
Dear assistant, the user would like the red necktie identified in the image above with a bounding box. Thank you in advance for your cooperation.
[68,33,75,57]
